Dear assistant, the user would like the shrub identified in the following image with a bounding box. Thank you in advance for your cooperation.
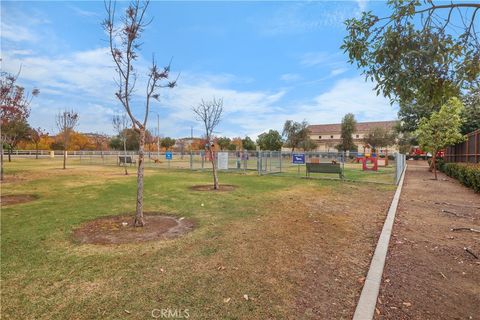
[440,162,480,193]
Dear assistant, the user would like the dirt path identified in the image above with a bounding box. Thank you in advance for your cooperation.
[376,161,480,320]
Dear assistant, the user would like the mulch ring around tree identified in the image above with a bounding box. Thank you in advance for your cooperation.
[72,213,195,245]
[189,184,236,192]
[1,194,38,206]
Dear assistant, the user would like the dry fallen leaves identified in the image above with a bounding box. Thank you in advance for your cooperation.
[403,302,412,307]
[223,298,231,303]
[243,294,249,301]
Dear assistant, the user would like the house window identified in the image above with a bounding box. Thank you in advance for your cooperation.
[319,136,322,139]
[330,135,334,139]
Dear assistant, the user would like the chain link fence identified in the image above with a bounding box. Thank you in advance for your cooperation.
[7,149,406,185]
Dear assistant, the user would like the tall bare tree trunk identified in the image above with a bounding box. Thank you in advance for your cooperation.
[123,138,128,175]
[63,150,66,169]
[432,153,437,180]
[8,148,11,162]
[1,142,4,181]
[35,143,39,159]
[208,147,219,189]
[134,128,146,227]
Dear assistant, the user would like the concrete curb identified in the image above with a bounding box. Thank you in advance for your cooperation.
[352,165,407,320]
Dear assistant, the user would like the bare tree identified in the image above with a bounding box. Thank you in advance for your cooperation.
[91,133,108,159]
[113,113,130,175]
[56,110,79,169]
[30,127,47,159]
[193,98,223,190]
[103,0,178,227]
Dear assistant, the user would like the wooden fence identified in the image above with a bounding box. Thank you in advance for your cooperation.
[444,129,479,163]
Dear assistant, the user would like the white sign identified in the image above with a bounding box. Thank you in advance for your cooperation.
[217,152,229,170]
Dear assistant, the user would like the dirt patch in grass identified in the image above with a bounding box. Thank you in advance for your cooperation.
[375,161,480,320]
[190,184,236,192]
[72,213,194,244]
[1,194,38,206]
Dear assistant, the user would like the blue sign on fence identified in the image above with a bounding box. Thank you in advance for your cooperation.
[292,153,305,164]
[165,151,173,160]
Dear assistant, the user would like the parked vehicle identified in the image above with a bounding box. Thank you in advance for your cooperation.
[408,147,444,160]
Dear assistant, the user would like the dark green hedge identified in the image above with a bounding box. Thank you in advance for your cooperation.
[441,162,480,193]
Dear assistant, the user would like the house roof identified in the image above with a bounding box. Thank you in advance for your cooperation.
[308,120,397,135]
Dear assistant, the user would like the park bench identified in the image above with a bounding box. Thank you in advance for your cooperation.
[118,156,136,166]
[306,162,343,179]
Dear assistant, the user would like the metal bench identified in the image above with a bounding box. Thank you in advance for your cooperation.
[306,163,343,179]
[118,156,136,166]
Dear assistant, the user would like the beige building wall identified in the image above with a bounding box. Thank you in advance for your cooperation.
[308,120,399,154]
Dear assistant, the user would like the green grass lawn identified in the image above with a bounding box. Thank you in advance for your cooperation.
[1,158,395,319]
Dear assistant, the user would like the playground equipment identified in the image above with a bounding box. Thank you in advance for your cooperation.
[361,154,378,171]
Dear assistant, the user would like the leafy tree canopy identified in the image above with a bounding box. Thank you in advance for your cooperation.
[282,120,310,151]
[241,136,256,150]
[343,1,479,131]
[363,126,396,150]
[257,130,283,151]
[338,113,357,151]
[460,85,480,135]
[160,137,176,150]
[416,97,465,153]
[416,97,465,179]
[217,137,231,150]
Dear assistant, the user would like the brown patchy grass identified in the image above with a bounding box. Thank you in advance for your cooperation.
[1,158,395,319]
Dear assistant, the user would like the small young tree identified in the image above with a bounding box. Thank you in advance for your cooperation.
[416,97,465,180]
[282,120,310,151]
[103,0,178,227]
[338,113,357,151]
[256,130,283,151]
[0,70,38,179]
[30,127,47,159]
[193,98,223,190]
[161,137,176,150]
[217,137,231,150]
[113,113,130,175]
[56,110,79,169]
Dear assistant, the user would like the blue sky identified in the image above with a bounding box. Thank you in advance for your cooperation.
[1,0,398,138]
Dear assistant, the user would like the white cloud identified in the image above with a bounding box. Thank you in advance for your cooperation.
[280,73,302,82]
[4,45,396,138]
[252,2,360,37]
[356,0,368,12]
[240,76,396,138]
[2,47,117,101]
[1,21,37,42]
[330,67,348,76]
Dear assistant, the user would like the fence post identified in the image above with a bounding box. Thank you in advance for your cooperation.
[279,151,282,173]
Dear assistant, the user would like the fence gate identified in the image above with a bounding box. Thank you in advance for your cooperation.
[257,151,282,175]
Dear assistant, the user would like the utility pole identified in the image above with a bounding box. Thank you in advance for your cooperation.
[190,126,193,139]
[157,113,160,159]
